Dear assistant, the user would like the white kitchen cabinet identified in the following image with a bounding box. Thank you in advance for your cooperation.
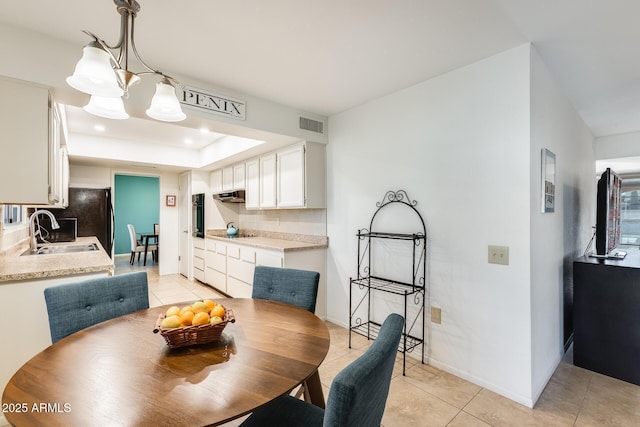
[276,142,326,209]
[212,162,246,194]
[58,146,69,208]
[205,240,227,293]
[193,238,205,282]
[277,143,305,208]
[245,158,260,209]
[210,169,223,193]
[47,104,69,208]
[201,238,326,317]
[259,153,277,208]
[222,166,234,191]
[233,163,246,190]
[225,243,286,296]
[0,76,65,205]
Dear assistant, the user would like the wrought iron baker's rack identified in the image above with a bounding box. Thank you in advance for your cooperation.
[349,190,427,375]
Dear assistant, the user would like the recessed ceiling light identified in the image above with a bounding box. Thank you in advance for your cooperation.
[199,127,209,134]
[184,138,193,145]
[94,124,106,132]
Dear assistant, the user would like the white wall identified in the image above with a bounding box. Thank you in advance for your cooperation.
[326,44,595,407]
[529,48,595,402]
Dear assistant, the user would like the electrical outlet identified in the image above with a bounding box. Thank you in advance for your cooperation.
[431,306,442,324]
[488,245,509,265]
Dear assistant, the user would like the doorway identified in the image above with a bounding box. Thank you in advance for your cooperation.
[114,174,160,256]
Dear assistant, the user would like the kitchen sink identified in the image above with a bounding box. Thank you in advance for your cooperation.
[21,243,99,256]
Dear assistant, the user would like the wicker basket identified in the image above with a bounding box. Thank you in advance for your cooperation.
[153,308,235,349]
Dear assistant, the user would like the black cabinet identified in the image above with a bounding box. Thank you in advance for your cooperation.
[573,251,640,385]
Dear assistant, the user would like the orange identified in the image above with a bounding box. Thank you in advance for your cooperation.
[191,301,208,314]
[203,299,215,312]
[179,305,193,316]
[165,306,180,317]
[209,304,225,319]
[179,310,195,326]
[192,311,210,326]
[210,316,223,325]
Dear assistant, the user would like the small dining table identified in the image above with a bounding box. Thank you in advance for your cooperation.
[138,231,158,266]
[2,298,330,426]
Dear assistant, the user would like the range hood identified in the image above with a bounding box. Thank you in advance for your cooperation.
[212,190,245,203]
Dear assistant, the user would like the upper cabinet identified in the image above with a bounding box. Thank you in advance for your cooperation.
[0,76,67,205]
[276,144,305,208]
[232,163,246,190]
[259,153,277,209]
[245,159,260,209]
[210,169,223,194]
[277,141,325,209]
[252,141,325,210]
[210,141,326,210]
[212,163,246,193]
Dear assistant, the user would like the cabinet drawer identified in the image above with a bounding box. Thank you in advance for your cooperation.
[205,239,215,251]
[256,250,283,268]
[216,243,227,255]
[210,252,226,273]
[193,238,205,250]
[193,247,205,259]
[193,256,204,270]
[227,277,253,298]
[240,247,256,264]
[228,257,255,284]
[205,267,226,293]
[194,266,205,282]
[227,245,240,259]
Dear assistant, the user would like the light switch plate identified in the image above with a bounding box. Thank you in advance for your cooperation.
[488,245,509,265]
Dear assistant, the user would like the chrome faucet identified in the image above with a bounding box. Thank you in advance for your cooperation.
[29,210,60,251]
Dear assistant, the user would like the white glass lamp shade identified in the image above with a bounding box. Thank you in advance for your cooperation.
[83,95,129,120]
[146,80,186,122]
[66,43,124,97]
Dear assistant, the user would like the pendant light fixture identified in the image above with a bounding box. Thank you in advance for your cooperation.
[66,0,186,122]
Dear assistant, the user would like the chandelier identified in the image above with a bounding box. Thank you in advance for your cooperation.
[66,0,186,122]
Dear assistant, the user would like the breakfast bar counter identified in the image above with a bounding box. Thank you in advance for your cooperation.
[0,236,114,282]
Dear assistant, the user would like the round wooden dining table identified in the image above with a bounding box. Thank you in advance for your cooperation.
[2,298,330,426]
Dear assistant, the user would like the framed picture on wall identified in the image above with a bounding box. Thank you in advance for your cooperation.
[541,148,556,213]
[166,195,176,207]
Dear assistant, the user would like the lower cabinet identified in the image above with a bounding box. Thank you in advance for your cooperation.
[193,238,205,282]
[201,238,327,318]
[226,243,283,298]
[205,240,227,293]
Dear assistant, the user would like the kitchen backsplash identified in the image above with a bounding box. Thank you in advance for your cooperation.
[239,208,326,236]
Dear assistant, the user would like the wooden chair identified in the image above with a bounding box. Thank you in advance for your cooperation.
[239,313,404,427]
[44,272,149,343]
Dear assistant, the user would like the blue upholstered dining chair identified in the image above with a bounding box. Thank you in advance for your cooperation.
[239,313,404,427]
[252,266,320,313]
[252,265,321,401]
[44,271,149,343]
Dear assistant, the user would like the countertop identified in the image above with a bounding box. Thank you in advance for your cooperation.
[205,229,328,252]
[0,237,114,282]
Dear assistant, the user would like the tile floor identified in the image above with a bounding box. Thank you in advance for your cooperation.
[116,257,640,426]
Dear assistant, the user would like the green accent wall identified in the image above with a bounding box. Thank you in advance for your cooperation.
[114,175,159,255]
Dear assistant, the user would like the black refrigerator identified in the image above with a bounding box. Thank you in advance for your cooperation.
[51,188,114,257]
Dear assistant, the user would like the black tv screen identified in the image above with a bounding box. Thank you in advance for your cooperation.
[596,168,622,256]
